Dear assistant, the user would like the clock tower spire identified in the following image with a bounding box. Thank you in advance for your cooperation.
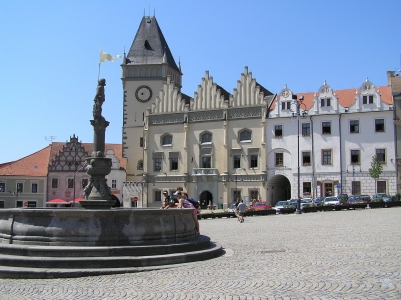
[121,16,182,180]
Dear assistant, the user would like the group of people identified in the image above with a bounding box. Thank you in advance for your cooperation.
[160,187,200,235]
[234,198,246,223]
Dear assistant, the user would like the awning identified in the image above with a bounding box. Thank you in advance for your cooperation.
[69,197,85,203]
[46,198,68,203]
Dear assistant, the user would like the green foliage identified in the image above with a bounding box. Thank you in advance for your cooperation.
[368,155,383,180]
[396,193,401,201]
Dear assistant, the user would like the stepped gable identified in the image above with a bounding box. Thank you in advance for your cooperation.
[0,146,51,177]
[126,16,180,73]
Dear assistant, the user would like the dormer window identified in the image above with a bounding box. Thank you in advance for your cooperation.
[362,95,374,104]
[281,101,291,110]
[320,98,331,107]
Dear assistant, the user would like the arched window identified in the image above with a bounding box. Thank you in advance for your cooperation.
[201,132,212,143]
[161,134,173,146]
[239,130,252,142]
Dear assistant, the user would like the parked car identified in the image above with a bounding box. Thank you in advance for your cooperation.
[274,201,290,213]
[289,199,299,207]
[314,197,324,205]
[360,195,371,203]
[301,198,314,209]
[347,196,362,204]
[337,194,349,204]
[250,201,272,210]
[372,193,391,202]
[324,196,340,206]
[227,203,237,216]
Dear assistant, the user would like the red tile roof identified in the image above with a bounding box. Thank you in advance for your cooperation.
[0,146,51,176]
[0,142,126,177]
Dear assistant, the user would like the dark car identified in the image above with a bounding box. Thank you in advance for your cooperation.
[347,196,362,204]
[314,197,324,205]
[360,195,371,203]
[337,194,348,204]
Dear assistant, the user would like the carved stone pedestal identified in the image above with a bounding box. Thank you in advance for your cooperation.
[81,118,114,209]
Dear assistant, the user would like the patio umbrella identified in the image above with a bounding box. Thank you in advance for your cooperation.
[69,197,85,203]
[46,198,68,203]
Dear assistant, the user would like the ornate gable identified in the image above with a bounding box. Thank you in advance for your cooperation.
[48,135,88,171]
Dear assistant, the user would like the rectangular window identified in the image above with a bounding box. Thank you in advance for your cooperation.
[274,125,282,137]
[351,181,361,195]
[82,178,88,189]
[376,149,386,163]
[322,122,331,134]
[351,150,360,164]
[51,178,58,189]
[233,155,241,169]
[275,153,283,167]
[375,119,384,132]
[302,151,311,165]
[112,179,117,189]
[140,137,144,147]
[154,158,162,171]
[16,182,23,193]
[31,183,38,193]
[202,157,211,168]
[320,98,331,107]
[234,190,241,201]
[302,123,310,136]
[303,182,311,195]
[67,179,74,189]
[322,150,332,165]
[281,102,291,110]
[250,155,258,168]
[363,95,374,104]
[350,120,359,133]
[170,157,178,171]
[250,190,258,200]
[155,190,162,202]
[377,181,386,193]
[0,201,4,208]
[0,182,5,192]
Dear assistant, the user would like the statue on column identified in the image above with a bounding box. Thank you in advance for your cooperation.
[93,78,106,121]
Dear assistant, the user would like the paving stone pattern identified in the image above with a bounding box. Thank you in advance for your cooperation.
[0,208,401,299]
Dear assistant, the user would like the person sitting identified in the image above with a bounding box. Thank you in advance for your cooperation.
[160,190,177,209]
[175,191,200,235]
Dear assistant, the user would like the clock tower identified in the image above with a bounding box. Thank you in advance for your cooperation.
[121,16,182,181]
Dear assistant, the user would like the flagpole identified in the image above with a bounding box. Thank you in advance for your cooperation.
[98,46,102,81]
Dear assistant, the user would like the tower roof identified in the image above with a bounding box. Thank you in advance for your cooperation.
[126,16,180,73]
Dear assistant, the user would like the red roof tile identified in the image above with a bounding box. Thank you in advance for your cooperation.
[0,142,126,177]
[0,146,51,176]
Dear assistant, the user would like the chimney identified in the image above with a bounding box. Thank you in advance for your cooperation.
[387,71,395,86]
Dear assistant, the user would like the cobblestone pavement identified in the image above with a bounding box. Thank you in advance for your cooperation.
[0,208,400,300]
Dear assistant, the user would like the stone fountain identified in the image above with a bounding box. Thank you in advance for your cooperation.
[0,79,222,279]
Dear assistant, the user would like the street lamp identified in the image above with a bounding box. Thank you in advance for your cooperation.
[9,187,22,207]
[73,162,87,207]
[347,164,362,195]
[291,95,307,214]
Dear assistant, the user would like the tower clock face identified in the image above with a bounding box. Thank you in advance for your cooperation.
[135,85,153,102]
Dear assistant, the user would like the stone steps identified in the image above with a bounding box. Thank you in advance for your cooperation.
[0,236,222,279]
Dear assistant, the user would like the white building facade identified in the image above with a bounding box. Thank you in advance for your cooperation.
[267,79,396,205]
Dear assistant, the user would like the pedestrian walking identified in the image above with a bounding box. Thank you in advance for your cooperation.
[237,200,246,223]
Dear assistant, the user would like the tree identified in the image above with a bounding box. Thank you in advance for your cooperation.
[368,155,383,193]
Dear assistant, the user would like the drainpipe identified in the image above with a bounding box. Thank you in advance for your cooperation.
[339,113,343,194]
[310,116,315,198]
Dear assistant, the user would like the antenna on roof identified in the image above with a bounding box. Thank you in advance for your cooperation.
[45,136,56,142]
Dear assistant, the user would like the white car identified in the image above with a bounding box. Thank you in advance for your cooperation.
[274,201,290,213]
[324,196,340,206]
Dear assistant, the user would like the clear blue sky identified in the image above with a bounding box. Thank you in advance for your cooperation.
[0,0,400,164]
